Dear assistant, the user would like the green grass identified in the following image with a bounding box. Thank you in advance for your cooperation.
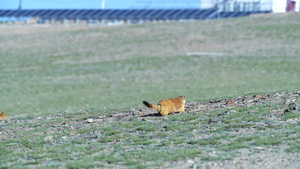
[255,137,282,146]
[0,13,300,168]
[286,141,300,153]
[1,102,300,168]
[1,14,300,116]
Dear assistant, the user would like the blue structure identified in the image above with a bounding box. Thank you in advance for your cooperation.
[0,9,271,24]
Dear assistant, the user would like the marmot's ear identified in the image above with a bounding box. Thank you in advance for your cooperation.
[178,96,186,99]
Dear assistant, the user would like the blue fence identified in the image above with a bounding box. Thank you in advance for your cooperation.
[0,9,271,23]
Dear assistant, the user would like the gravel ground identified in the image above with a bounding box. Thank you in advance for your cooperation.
[1,91,299,168]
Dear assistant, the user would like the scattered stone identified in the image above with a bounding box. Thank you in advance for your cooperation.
[61,136,68,140]
[254,146,264,150]
[187,159,194,164]
[97,116,104,119]
[209,118,221,123]
[254,94,263,100]
[62,122,72,125]
[44,135,54,142]
[296,103,300,111]
[278,110,285,115]
[252,123,267,128]
[218,110,237,116]
[44,131,52,135]
[96,119,103,122]
[51,124,60,127]
[286,119,297,124]
[247,99,254,103]
[86,119,94,123]
[228,110,237,114]
[132,111,139,116]
[226,99,235,105]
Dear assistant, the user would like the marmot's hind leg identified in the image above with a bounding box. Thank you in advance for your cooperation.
[159,106,169,116]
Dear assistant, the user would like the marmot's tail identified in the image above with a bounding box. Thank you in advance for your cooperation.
[143,101,158,110]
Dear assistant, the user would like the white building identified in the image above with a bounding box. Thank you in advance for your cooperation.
[272,0,300,12]
[201,0,299,12]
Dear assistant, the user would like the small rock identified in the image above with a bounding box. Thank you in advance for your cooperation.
[278,110,285,115]
[249,110,259,114]
[228,110,237,114]
[286,119,297,124]
[209,118,221,123]
[254,147,264,150]
[44,131,52,135]
[247,99,254,103]
[97,116,104,119]
[96,119,103,122]
[70,131,77,136]
[86,119,94,123]
[44,135,54,142]
[252,123,267,128]
[51,124,60,127]
[61,136,68,140]
[62,122,72,125]
[132,111,139,116]
[187,159,194,164]
[295,103,300,111]
[254,94,263,100]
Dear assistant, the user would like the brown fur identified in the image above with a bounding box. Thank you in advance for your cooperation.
[0,110,7,120]
[143,96,186,116]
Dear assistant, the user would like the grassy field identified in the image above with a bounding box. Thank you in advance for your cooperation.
[0,12,300,168]
[0,13,300,116]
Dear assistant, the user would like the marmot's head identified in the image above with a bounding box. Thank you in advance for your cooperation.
[178,96,186,101]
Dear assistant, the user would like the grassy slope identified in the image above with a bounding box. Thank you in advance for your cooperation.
[0,94,299,168]
[0,13,300,116]
[0,13,300,168]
